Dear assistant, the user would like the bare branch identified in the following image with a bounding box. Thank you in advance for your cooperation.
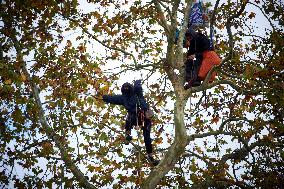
[0,42,3,60]
[209,0,221,47]
[219,117,250,131]
[248,2,276,31]
[176,1,192,46]
[63,15,138,68]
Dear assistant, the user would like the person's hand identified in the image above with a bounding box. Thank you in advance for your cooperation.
[187,54,195,60]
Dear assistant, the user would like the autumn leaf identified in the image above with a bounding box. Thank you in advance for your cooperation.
[20,73,27,81]
[248,12,256,19]
[87,165,96,172]
[211,116,220,124]
[4,79,12,85]
[67,40,72,47]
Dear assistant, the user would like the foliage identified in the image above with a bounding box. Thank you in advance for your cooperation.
[0,0,283,188]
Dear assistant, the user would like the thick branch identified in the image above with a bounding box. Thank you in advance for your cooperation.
[142,98,188,189]
[225,1,248,61]
[185,79,259,100]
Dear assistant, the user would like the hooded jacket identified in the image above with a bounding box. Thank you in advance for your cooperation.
[102,80,149,114]
[185,30,211,56]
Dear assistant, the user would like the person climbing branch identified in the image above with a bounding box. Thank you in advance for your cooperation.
[102,80,160,166]
[183,29,211,89]
[183,29,221,89]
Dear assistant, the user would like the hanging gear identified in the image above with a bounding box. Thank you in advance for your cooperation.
[198,50,221,81]
[188,0,209,30]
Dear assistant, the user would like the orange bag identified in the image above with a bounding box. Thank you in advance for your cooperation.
[198,50,221,81]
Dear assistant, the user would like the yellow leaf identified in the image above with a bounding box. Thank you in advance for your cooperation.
[4,79,12,85]
[87,165,95,172]
[67,40,72,47]
[21,73,27,81]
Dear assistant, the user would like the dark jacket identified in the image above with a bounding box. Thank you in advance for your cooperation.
[103,80,148,114]
[187,32,211,57]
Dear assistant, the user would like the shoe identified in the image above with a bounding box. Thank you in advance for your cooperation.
[184,78,194,90]
[148,156,160,166]
[125,134,132,144]
[192,80,201,87]
[184,83,190,90]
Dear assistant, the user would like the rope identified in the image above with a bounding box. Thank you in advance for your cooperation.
[135,99,143,186]
[209,26,214,49]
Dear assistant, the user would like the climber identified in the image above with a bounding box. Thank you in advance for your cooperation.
[183,29,221,89]
[102,80,160,166]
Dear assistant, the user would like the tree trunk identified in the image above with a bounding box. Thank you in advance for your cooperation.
[142,98,188,188]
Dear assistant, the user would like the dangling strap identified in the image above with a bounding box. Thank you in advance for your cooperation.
[203,90,207,110]
[135,97,142,184]
[136,95,144,128]
[209,28,214,49]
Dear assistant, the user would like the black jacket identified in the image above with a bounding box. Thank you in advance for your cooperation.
[103,80,148,114]
[187,32,211,56]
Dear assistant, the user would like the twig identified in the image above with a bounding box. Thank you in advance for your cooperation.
[62,15,139,68]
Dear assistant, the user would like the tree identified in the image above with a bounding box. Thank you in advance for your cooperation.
[0,0,283,188]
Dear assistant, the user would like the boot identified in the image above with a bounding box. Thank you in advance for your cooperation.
[192,77,201,87]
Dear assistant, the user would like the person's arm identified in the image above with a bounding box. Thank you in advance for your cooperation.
[102,95,124,105]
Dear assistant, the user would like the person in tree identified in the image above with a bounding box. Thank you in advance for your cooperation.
[183,29,211,89]
[102,80,160,166]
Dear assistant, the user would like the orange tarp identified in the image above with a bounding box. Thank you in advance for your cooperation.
[198,50,221,81]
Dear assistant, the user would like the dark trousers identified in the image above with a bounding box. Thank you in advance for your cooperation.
[125,112,153,154]
[185,54,202,84]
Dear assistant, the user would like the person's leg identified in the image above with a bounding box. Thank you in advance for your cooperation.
[192,54,202,87]
[124,114,134,143]
[185,59,193,82]
[142,118,159,166]
[142,118,153,154]
[184,59,194,90]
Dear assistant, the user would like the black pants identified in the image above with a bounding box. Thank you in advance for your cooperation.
[125,112,152,154]
[185,55,202,84]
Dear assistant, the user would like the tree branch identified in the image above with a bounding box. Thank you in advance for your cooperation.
[8,24,98,188]
[62,15,138,68]
[223,0,248,64]
[209,0,221,47]
[248,2,276,31]
[153,0,170,35]
[0,42,3,60]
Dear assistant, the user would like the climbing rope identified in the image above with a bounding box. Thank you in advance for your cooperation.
[135,100,143,185]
